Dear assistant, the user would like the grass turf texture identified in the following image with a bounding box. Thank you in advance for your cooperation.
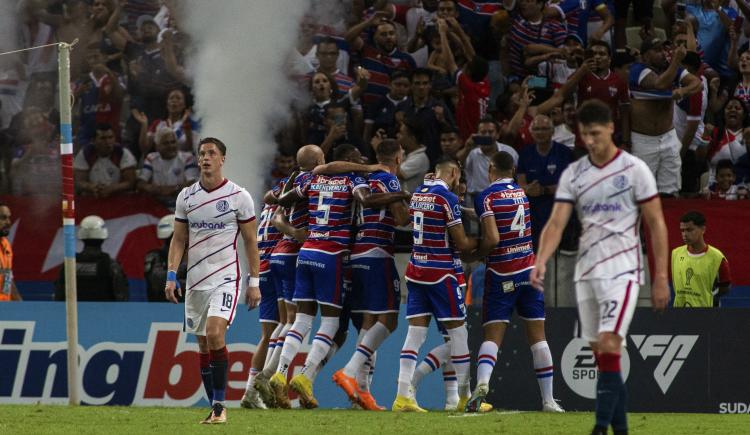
[1,406,747,434]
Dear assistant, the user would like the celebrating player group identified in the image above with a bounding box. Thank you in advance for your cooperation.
[164,99,670,434]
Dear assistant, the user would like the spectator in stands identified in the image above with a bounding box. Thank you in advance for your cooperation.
[397,118,430,193]
[21,77,59,129]
[676,51,709,196]
[74,123,137,198]
[672,211,731,308]
[396,68,455,163]
[346,17,416,105]
[685,0,736,79]
[549,102,576,148]
[614,0,654,50]
[629,39,700,196]
[546,0,614,45]
[137,127,198,209]
[268,151,296,189]
[307,37,354,93]
[702,159,748,200]
[705,98,748,183]
[0,203,21,301]
[10,107,60,196]
[508,0,566,78]
[56,215,128,302]
[465,117,518,199]
[133,88,199,156]
[735,129,750,184]
[319,102,366,159]
[75,45,125,147]
[364,70,411,143]
[439,125,470,162]
[144,214,185,302]
[305,70,367,150]
[517,114,572,251]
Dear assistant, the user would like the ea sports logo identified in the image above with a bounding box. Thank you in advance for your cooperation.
[561,338,631,399]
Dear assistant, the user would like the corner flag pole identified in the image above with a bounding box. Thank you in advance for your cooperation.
[58,41,80,406]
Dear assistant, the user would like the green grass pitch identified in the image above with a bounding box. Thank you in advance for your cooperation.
[1,405,748,434]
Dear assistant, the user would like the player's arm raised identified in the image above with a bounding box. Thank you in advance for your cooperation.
[239,218,261,310]
[276,179,305,208]
[531,201,573,290]
[272,209,307,243]
[165,219,188,303]
[639,198,670,312]
[312,161,390,175]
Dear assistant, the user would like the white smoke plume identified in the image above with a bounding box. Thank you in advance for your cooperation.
[183,0,310,200]
[0,0,19,64]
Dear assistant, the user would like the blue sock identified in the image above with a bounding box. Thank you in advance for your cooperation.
[595,353,622,428]
[611,379,628,432]
[210,347,228,404]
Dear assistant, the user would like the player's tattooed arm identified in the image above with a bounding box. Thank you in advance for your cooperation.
[263,189,279,205]
[312,161,390,175]
[276,187,304,208]
[271,209,307,243]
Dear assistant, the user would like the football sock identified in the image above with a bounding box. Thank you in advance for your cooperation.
[199,352,213,403]
[244,368,259,393]
[300,316,339,377]
[476,341,499,386]
[277,314,313,377]
[611,372,628,432]
[359,351,377,392]
[397,325,428,397]
[210,346,228,405]
[412,342,450,387]
[443,361,459,407]
[263,323,291,377]
[595,352,622,428]
[344,322,390,377]
[531,340,555,403]
[263,323,283,368]
[309,342,339,383]
[447,324,471,397]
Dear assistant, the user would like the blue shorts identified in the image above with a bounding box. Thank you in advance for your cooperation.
[351,257,400,314]
[293,249,345,308]
[259,272,279,323]
[406,277,466,322]
[483,269,545,325]
[270,254,297,304]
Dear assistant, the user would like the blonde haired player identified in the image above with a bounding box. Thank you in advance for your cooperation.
[531,99,670,435]
[165,137,261,424]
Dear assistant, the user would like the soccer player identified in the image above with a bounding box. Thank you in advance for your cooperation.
[261,145,324,409]
[465,151,563,413]
[270,146,369,408]
[241,179,285,409]
[531,99,670,435]
[165,137,261,424]
[394,157,477,412]
[326,139,411,410]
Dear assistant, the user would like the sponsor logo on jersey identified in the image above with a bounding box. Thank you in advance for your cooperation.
[581,202,623,214]
[562,338,631,399]
[190,221,226,230]
[413,253,429,261]
[309,231,329,238]
[499,190,525,199]
[631,334,698,394]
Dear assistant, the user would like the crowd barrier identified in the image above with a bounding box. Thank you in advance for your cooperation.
[1,303,747,413]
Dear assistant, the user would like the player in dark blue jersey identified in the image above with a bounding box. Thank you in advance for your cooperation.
[464,151,563,413]
[394,157,477,412]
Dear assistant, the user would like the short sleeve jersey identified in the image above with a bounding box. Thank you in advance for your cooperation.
[629,63,688,100]
[257,179,285,273]
[555,151,658,283]
[272,172,313,256]
[475,179,536,276]
[352,170,402,259]
[175,179,256,291]
[139,151,199,186]
[297,172,368,254]
[406,179,463,284]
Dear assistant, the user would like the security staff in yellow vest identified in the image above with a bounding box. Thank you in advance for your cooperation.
[0,203,22,301]
[671,211,731,307]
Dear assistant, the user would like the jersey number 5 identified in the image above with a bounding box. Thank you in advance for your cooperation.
[316,191,333,224]
[510,205,525,237]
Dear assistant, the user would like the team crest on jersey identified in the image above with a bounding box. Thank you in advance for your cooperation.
[609,86,618,97]
[547,163,557,174]
[612,175,629,190]
[389,179,400,191]
[216,200,229,212]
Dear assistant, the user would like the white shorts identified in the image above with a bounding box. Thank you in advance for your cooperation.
[575,279,639,343]
[631,129,682,195]
[184,286,239,335]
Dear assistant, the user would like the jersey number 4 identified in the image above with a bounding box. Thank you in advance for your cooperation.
[510,205,525,237]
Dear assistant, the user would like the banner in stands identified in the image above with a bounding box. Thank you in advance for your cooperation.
[470,308,750,413]
[0,195,169,281]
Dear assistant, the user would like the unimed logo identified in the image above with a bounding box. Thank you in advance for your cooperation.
[631,335,698,394]
[561,338,631,399]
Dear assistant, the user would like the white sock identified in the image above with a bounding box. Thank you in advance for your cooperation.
[397,325,428,398]
[309,342,339,382]
[442,361,459,407]
[276,315,313,377]
[263,323,284,369]
[363,351,377,391]
[263,323,291,377]
[447,324,471,397]
[300,316,339,377]
[244,367,260,393]
[531,340,554,403]
[344,322,391,377]
[412,342,450,387]
[476,341,499,386]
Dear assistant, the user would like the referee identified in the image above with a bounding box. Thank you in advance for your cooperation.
[671,211,732,307]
